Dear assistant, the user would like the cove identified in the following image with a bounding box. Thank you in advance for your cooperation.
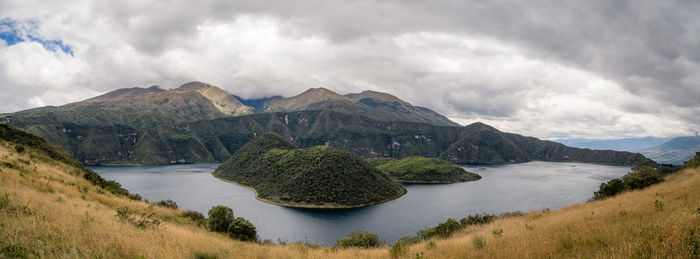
[91,161,629,246]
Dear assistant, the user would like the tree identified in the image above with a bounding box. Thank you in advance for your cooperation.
[229,217,257,241]
[207,205,234,233]
[594,178,626,200]
[622,166,661,190]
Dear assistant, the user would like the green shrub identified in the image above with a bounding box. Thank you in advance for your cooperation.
[425,240,436,249]
[207,205,234,233]
[623,166,662,190]
[183,210,206,224]
[397,236,420,245]
[192,251,218,259]
[682,152,700,169]
[335,230,383,248]
[389,240,410,258]
[114,207,160,229]
[492,228,503,236]
[418,218,461,239]
[155,199,178,209]
[1,244,29,258]
[14,145,24,153]
[594,166,664,200]
[594,178,626,200]
[205,205,257,241]
[472,235,486,249]
[460,213,495,226]
[229,217,257,241]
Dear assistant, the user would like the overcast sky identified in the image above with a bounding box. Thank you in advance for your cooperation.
[0,0,698,139]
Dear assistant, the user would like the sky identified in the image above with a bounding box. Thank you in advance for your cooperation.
[0,1,698,139]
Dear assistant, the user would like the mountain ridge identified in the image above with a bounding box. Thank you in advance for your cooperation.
[639,136,700,165]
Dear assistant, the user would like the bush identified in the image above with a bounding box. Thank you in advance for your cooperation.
[183,210,205,223]
[229,217,257,241]
[114,207,160,228]
[472,235,486,249]
[418,218,461,239]
[460,214,495,226]
[594,166,664,200]
[206,205,257,242]
[623,166,662,190]
[155,199,178,209]
[594,178,626,200]
[14,145,24,153]
[389,240,410,258]
[207,205,234,233]
[682,152,700,169]
[335,230,383,248]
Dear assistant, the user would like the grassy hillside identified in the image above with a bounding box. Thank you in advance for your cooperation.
[370,156,481,183]
[1,127,699,258]
[213,133,406,208]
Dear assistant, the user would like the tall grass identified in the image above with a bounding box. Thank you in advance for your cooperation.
[1,140,699,258]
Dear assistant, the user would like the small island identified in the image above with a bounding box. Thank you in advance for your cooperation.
[369,156,481,183]
[213,133,407,208]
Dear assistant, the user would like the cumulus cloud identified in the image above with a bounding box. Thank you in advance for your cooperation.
[0,0,698,139]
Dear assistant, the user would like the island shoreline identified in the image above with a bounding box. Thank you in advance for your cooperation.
[211,172,407,209]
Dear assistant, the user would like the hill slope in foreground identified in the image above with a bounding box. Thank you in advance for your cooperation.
[1,126,698,258]
[213,134,406,208]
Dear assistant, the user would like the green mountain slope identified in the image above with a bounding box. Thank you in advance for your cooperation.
[213,133,406,208]
[5,110,655,166]
[370,156,481,183]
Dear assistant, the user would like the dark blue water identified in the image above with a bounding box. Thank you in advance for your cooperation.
[91,161,629,246]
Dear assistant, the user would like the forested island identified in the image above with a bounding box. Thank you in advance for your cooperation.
[213,133,406,208]
[369,156,481,183]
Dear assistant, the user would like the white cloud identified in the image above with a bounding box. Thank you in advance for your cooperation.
[0,0,698,139]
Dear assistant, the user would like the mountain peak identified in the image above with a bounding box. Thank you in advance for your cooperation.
[347,90,404,103]
[297,87,344,98]
[464,122,498,131]
[176,81,211,91]
[88,85,165,101]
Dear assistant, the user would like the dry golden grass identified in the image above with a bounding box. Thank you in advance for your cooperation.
[1,139,699,258]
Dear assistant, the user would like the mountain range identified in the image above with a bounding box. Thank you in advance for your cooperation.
[0,82,655,166]
[554,137,674,152]
[638,136,700,165]
[555,136,699,165]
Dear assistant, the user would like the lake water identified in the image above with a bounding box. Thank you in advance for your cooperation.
[91,161,630,246]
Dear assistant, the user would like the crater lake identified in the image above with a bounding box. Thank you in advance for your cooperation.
[91,161,629,246]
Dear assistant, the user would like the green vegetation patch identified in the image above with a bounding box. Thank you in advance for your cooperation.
[213,133,406,208]
[373,156,481,183]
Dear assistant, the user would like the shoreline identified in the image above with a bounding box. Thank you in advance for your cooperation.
[211,172,407,209]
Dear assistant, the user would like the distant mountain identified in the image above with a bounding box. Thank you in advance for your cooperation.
[213,133,406,208]
[250,87,459,126]
[1,82,654,166]
[346,90,460,126]
[17,108,652,166]
[6,81,254,128]
[639,136,700,165]
[554,137,674,152]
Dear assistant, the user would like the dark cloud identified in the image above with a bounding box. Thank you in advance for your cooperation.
[0,0,698,138]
